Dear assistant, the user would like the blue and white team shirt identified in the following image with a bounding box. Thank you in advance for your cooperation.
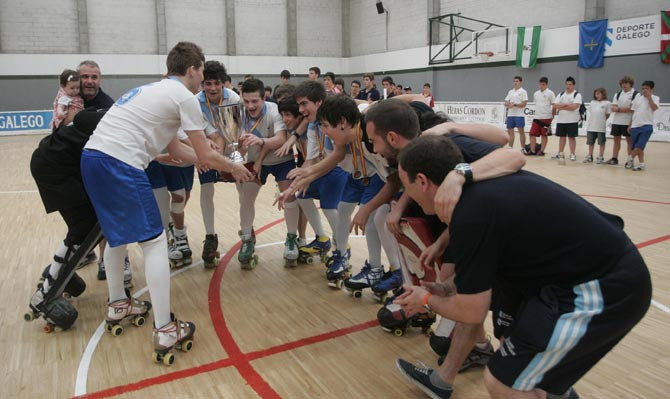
[243,101,289,166]
[85,77,206,170]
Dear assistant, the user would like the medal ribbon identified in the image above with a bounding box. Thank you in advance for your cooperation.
[349,123,367,178]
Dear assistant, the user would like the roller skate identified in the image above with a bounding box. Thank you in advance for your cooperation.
[169,226,192,269]
[202,234,220,269]
[283,233,300,268]
[238,230,258,270]
[27,265,84,332]
[324,244,350,269]
[377,289,436,337]
[371,268,403,302]
[152,314,196,366]
[97,256,133,289]
[325,249,351,289]
[38,263,86,299]
[344,261,384,298]
[105,295,152,337]
[298,235,331,264]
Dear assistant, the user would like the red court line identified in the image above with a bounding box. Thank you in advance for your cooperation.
[580,194,670,205]
[74,215,670,398]
[636,235,670,249]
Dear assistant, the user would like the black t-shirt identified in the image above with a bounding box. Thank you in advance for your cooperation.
[83,87,115,109]
[356,88,381,102]
[450,170,630,298]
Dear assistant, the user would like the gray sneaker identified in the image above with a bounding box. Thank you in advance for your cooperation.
[437,339,495,371]
[624,159,634,169]
[395,359,453,399]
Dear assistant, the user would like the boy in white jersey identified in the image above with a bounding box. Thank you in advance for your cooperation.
[289,81,349,265]
[552,76,583,162]
[607,75,638,167]
[628,81,660,171]
[528,77,555,156]
[236,79,297,268]
[504,76,528,150]
[194,60,240,267]
[80,42,252,364]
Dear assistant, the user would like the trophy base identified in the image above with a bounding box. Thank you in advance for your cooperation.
[229,151,245,164]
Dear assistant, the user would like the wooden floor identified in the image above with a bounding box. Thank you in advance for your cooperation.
[2,134,669,399]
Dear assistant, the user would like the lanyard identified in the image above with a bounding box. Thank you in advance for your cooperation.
[205,95,222,125]
[315,123,326,156]
[245,110,263,136]
[349,123,367,179]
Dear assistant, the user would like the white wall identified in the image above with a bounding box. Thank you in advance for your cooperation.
[297,0,342,57]
[235,0,287,56]
[606,0,669,20]
[0,0,79,53]
[87,0,157,54]
[165,0,227,55]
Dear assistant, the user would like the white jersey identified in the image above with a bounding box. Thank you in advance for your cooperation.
[611,89,637,126]
[243,101,289,165]
[533,89,555,119]
[586,100,610,133]
[554,91,582,124]
[631,94,660,128]
[505,88,528,117]
[85,77,206,170]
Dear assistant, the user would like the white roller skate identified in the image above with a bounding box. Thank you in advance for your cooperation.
[105,296,152,337]
[283,233,300,268]
[344,261,385,298]
[169,226,192,269]
[152,314,196,366]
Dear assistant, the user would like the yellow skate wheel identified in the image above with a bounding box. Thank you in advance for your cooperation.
[110,324,123,336]
[335,280,344,289]
[169,260,177,270]
[152,351,161,363]
[24,312,35,322]
[320,254,329,263]
[394,328,404,337]
[163,352,175,366]
[353,290,362,298]
[133,315,145,327]
[179,339,193,352]
[249,256,258,269]
[305,256,315,265]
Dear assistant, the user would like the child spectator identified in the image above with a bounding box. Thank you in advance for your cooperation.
[51,69,84,129]
[583,88,610,164]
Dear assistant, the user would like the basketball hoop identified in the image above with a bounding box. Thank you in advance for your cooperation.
[478,51,494,61]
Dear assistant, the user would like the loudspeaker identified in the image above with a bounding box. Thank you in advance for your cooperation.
[376,1,384,14]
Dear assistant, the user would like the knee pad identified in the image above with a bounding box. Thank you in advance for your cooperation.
[170,189,186,213]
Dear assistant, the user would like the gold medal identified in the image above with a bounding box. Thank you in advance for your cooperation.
[361,177,370,187]
[353,170,362,179]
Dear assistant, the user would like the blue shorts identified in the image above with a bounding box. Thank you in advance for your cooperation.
[506,116,525,129]
[260,159,295,184]
[630,125,653,150]
[198,169,218,184]
[341,174,385,205]
[81,150,163,247]
[145,161,167,189]
[162,164,195,192]
[300,166,348,209]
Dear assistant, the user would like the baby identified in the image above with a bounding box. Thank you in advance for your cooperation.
[51,69,84,129]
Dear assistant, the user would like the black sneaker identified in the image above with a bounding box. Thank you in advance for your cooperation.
[395,359,453,399]
[97,259,106,280]
[77,251,98,269]
[605,157,618,165]
[429,334,451,357]
[547,387,580,399]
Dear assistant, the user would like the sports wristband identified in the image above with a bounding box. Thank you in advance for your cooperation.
[292,131,301,140]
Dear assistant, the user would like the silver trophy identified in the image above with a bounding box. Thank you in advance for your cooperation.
[213,104,245,163]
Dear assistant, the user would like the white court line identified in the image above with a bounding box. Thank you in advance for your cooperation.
[0,190,38,194]
[74,234,367,396]
[74,259,207,396]
[652,299,670,314]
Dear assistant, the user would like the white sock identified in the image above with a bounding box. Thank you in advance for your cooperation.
[104,244,128,302]
[298,198,325,237]
[237,182,260,235]
[175,225,187,238]
[139,231,171,328]
[335,202,357,251]
[152,187,171,231]
[374,204,401,269]
[200,182,216,235]
[365,208,382,267]
[322,209,339,241]
[283,199,299,235]
[627,155,633,161]
[48,241,70,280]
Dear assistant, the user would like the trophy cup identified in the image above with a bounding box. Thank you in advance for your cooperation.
[213,104,245,163]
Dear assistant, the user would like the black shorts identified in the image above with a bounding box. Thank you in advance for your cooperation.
[555,123,578,137]
[59,203,98,247]
[610,124,630,137]
[488,247,651,395]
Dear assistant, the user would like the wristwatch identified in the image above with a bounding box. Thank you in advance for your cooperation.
[453,163,473,184]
